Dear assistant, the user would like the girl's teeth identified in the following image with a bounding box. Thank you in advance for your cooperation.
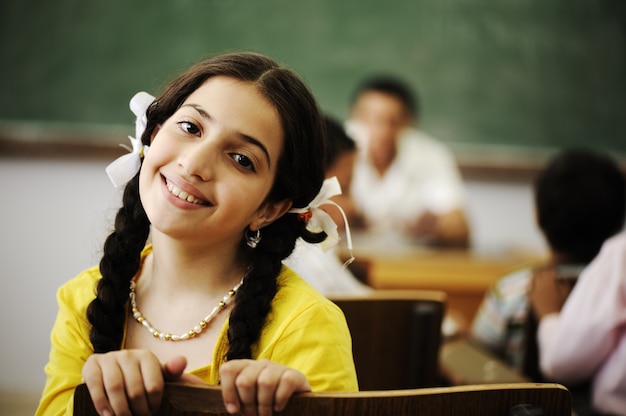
[166,182,203,205]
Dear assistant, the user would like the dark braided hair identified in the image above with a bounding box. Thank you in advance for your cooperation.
[87,176,150,352]
[87,52,327,360]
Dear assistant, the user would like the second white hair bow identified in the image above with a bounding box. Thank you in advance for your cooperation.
[289,176,354,265]
[105,91,155,188]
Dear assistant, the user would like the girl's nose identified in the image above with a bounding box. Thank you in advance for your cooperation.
[178,141,216,182]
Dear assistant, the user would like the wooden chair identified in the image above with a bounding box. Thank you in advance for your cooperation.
[329,290,446,390]
[74,381,572,415]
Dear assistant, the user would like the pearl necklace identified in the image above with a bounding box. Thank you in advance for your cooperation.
[129,277,243,342]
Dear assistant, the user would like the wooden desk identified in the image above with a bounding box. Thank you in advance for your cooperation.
[345,234,539,324]
[440,338,528,385]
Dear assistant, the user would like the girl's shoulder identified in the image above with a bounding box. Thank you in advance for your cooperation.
[274,265,342,315]
[257,265,351,347]
[57,265,103,308]
[276,264,331,297]
[60,265,102,291]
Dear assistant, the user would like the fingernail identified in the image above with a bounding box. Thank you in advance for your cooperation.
[101,409,112,416]
[225,402,238,414]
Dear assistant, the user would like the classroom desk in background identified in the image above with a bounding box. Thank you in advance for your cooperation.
[343,232,541,326]
[439,338,528,385]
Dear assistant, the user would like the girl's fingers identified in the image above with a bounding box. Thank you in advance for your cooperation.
[82,358,113,416]
[219,360,244,414]
[115,359,151,416]
[219,359,311,416]
[99,359,132,416]
[162,355,189,381]
[140,355,167,413]
[106,352,158,416]
[273,370,311,412]
[82,350,166,416]
[253,364,283,416]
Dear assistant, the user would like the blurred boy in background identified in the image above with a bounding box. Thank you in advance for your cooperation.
[345,75,469,247]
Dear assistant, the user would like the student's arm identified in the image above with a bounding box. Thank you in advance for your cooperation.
[469,268,531,358]
[406,136,470,247]
[436,208,470,247]
[531,235,626,382]
[470,285,511,354]
[409,208,470,247]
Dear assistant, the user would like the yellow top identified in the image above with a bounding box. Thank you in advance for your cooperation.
[36,246,358,415]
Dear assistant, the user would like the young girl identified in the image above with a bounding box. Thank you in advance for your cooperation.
[36,52,358,416]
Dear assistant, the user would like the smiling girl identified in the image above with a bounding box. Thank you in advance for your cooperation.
[36,52,357,416]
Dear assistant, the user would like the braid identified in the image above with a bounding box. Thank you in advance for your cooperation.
[226,215,324,360]
[226,255,278,360]
[87,176,150,353]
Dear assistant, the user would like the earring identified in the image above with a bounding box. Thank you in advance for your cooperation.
[246,228,261,249]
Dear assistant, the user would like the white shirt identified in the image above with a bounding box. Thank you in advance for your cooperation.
[538,232,626,415]
[349,127,466,236]
[284,239,371,296]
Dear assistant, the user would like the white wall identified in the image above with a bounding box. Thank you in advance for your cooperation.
[0,158,120,395]
[0,157,546,396]
[465,179,546,254]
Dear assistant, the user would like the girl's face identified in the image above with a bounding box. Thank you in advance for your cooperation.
[139,76,291,248]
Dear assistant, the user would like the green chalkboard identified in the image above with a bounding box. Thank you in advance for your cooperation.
[1,0,625,155]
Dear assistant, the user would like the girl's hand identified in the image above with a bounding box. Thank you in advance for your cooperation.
[219,359,311,416]
[82,350,202,416]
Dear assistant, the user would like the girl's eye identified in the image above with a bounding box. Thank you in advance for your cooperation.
[177,121,200,136]
[232,153,256,172]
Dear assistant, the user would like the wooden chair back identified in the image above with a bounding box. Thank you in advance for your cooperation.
[330,290,446,390]
[74,382,572,415]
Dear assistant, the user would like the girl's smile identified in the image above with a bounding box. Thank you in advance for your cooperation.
[163,174,212,207]
[139,76,289,246]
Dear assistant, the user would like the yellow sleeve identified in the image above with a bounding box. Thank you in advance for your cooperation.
[261,300,358,392]
[253,269,358,392]
[36,270,98,416]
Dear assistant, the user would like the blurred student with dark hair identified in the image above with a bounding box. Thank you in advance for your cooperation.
[529,151,626,416]
[471,148,626,374]
[346,75,469,247]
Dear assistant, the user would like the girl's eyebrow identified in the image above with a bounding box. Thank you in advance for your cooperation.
[181,103,272,168]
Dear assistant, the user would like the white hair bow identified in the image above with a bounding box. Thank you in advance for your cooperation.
[105,91,155,188]
[289,176,354,266]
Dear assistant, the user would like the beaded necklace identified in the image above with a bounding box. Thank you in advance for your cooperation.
[129,277,243,342]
